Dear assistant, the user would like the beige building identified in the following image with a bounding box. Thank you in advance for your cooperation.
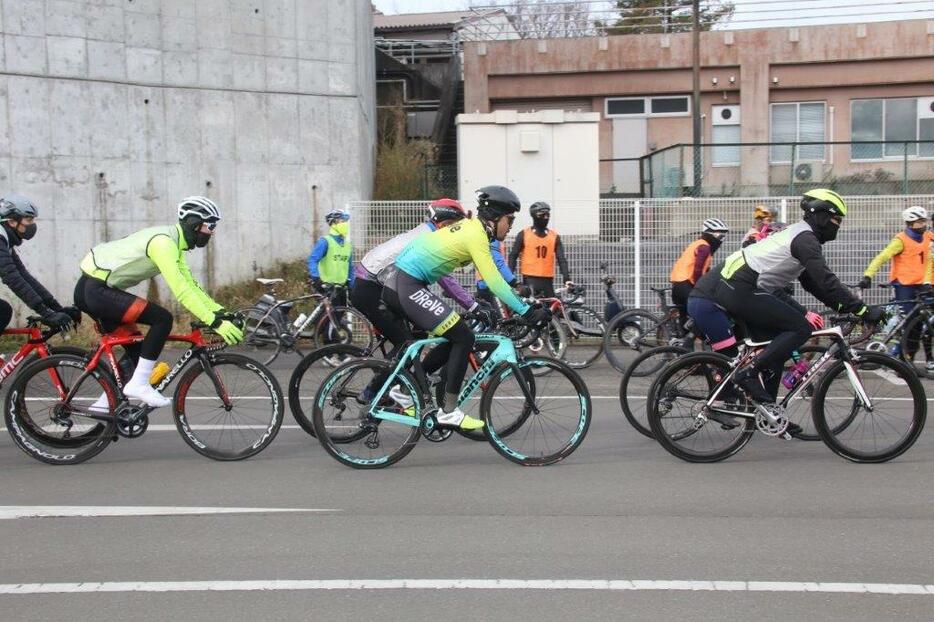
[463,19,934,196]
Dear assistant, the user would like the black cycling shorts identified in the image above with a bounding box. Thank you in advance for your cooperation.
[382,269,460,336]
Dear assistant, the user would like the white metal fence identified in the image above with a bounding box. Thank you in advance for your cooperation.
[347,196,934,316]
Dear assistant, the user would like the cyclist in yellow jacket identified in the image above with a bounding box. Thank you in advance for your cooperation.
[859,205,934,365]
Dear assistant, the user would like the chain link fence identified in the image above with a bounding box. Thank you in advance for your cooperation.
[603,141,934,198]
[347,196,934,314]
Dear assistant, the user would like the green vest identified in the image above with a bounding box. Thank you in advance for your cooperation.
[319,235,352,284]
[80,224,184,289]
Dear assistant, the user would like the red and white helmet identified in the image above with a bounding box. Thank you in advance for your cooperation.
[428,198,466,223]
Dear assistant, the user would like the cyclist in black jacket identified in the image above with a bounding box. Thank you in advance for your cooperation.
[0,194,79,335]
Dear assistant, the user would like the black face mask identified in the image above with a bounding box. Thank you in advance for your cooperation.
[20,223,37,240]
[701,232,723,252]
[533,216,549,230]
[180,217,212,249]
[805,212,840,243]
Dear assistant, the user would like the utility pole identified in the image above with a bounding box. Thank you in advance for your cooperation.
[692,0,701,197]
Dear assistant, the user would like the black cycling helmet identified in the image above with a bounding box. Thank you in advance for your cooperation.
[529,201,551,216]
[475,186,521,221]
[800,189,847,217]
[0,193,39,219]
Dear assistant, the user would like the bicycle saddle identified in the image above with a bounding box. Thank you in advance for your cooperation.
[256,278,284,285]
[650,286,671,293]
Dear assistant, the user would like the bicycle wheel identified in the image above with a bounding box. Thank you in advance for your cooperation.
[780,344,828,441]
[312,306,374,351]
[647,352,755,463]
[312,359,422,469]
[481,357,591,466]
[288,344,367,437]
[603,309,668,373]
[173,353,284,460]
[561,305,605,369]
[898,312,934,378]
[238,306,284,365]
[812,351,926,463]
[4,354,117,465]
[618,345,688,438]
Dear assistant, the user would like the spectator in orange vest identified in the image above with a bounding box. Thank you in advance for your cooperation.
[669,218,730,333]
[508,201,571,298]
[859,205,934,365]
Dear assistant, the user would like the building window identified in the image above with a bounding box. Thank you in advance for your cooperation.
[851,98,934,160]
[605,96,689,118]
[711,105,740,166]
[769,102,826,163]
[606,98,645,116]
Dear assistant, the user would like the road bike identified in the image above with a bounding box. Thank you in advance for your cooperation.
[646,315,925,463]
[536,284,605,369]
[310,316,591,468]
[5,317,284,465]
[239,278,373,364]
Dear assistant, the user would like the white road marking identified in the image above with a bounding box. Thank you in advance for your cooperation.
[0,579,931,596]
[0,506,338,520]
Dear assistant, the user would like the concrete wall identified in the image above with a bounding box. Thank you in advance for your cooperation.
[0,0,375,318]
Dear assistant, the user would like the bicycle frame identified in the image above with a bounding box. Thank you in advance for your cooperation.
[701,326,872,422]
[68,325,232,413]
[366,333,524,428]
[0,325,57,386]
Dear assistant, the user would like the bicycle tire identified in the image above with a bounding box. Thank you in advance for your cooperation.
[288,344,367,437]
[812,351,926,463]
[603,309,666,373]
[238,306,285,365]
[619,345,688,439]
[4,354,117,465]
[173,353,284,460]
[561,305,605,369]
[312,358,422,469]
[647,351,755,463]
[481,357,591,466]
[312,306,375,351]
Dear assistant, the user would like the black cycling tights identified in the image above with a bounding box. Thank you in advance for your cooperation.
[714,278,812,379]
[74,274,174,365]
[422,319,475,412]
[0,299,12,334]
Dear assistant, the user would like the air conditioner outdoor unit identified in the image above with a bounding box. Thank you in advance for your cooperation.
[712,105,740,125]
[918,97,934,119]
[794,163,813,181]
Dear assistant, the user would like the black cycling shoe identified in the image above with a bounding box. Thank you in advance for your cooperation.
[733,367,775,404]
[783,422,803,438]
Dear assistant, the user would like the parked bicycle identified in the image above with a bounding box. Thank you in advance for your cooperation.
[646,313,925,463]
[603,285,690,373]
[239,278,373,365]
[4,315,284,465]
[310,315,592,469]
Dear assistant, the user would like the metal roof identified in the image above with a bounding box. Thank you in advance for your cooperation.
[374,9,503,31]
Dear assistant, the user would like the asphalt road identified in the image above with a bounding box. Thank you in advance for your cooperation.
[1,355,932,621]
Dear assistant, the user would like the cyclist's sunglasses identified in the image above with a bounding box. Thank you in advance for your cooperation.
[830,215,843,225]
[203,219,219,231]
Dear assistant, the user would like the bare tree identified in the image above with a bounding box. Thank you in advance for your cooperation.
[478,0,599,39]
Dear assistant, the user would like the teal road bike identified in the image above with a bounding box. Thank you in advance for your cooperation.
[311,317,592,468]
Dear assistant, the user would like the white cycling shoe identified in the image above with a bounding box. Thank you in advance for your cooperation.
[388,385,414,409]
[123,382,172,408]
[436,407,484,430]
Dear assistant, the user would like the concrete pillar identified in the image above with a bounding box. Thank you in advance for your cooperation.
[739,52,771,195]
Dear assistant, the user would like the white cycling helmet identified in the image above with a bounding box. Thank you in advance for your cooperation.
[902,206,927,223]
[178,196,221,222]
[702,218,729,233]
